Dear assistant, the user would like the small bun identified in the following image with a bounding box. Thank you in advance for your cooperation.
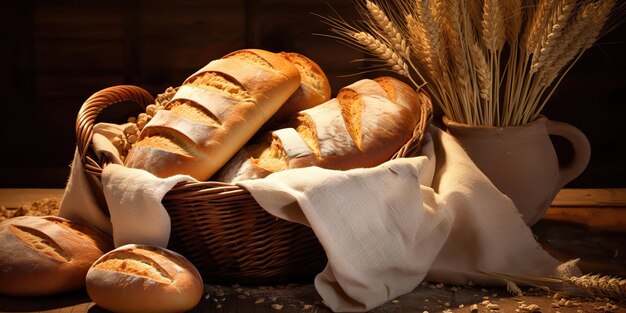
[86,244,204,313]
[0,215,113,296]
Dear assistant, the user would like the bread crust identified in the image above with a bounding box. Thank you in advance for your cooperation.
[125,49,301,180]
[0,216,113,296]
[86,244,203,313]
[216,76,426,182]
[268,52,332,124]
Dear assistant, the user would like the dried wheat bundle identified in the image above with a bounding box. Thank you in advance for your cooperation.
[320,0,624,126]
[482,260,626,301]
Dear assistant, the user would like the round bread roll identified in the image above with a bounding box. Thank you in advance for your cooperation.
[86,244,203,313]
[0,215,113,296]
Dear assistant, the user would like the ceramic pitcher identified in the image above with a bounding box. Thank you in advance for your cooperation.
[443,116,591,226]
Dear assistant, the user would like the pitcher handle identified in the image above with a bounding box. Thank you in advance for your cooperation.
[545,120,591,188]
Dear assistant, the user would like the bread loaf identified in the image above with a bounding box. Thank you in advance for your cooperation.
[216,76,428,182]
[86,244,203,313]
[124,49,301,180]
[0,216,113,296]
[268,52,331,125]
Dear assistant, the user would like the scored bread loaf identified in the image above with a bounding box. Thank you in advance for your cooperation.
[86,244,203,313]
[216,76,428,182]
[268,52,331,125]
[0,216,113,296]
[124,49,301,180]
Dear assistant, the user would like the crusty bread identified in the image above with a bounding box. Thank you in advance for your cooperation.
[0,215,113,296]
[267,52,331,125]
[124,49,301,180]
[216,76,427,182]
[86,244,203,313]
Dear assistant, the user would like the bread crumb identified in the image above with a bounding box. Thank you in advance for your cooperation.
[255,297,265,304]
[270,303,283,310]
[487,303,500,310]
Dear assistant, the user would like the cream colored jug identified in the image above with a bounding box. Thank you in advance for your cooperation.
[443,116,591,225]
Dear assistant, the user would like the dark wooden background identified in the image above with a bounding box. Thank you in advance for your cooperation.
[1,0,624,188]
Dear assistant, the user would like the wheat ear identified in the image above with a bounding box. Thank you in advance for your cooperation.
[523,0,555,54]
[482,0,506,52]
[469,41,492,101]
[538,0,610,87]
[351,31,410,77]
[503,0,523,45]
[566,274,626,300]
[531,0,576,73]
[365,1,410,59]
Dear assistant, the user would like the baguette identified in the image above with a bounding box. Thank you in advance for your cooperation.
[124,49,301,180]
[216,76,427,182]
[0,216,113,296]
[86,244,203,313]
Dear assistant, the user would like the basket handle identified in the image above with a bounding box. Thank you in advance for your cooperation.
[76,85,154,164]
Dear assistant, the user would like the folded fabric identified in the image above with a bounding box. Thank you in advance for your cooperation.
[60,123,565,313]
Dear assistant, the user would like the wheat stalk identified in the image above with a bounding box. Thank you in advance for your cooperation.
[531,0,576,73]
[481,264,626,301]
[365,0,410,59]
[320,0,623,126]
[566,274,626,299]
[351,31,410,77]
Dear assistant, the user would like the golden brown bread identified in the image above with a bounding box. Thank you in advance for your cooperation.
[86,244,203,313]
[0,215,113,296]
[268,52,332,125]
[124,49,301,180]
[216,76,427,182]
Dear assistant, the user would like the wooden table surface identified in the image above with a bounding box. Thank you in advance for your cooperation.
[1,188,625,313]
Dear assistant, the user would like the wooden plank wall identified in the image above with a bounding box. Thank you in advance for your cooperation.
[0,0,625,188]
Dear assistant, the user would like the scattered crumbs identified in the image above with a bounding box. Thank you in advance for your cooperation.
[270,296,278,302]
[444,302,450,307]
[459,304,465,308]
[255,297,265,304]
[391,299,400,304]
[270,303,283,310]
[303,304,313,310]
[425,299,429,302]
[443,310,453,313]
[518,303,541,312]
[482,300,491,306]
[483,296,490,300]
[423,311,429,313]
[237,294,246,300]
[593,302,620,312]
[551,302,560,308]
[216,304,222,309]
[492,293,498,298]
[204,294,210,300]
[481,288,489,292]
[212,298,218,303]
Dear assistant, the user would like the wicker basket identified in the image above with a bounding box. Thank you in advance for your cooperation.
[76,84,433,284]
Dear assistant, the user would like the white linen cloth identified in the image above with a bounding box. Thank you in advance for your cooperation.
[60,122,565,312]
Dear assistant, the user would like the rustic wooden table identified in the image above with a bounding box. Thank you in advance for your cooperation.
[1,188,625,313]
